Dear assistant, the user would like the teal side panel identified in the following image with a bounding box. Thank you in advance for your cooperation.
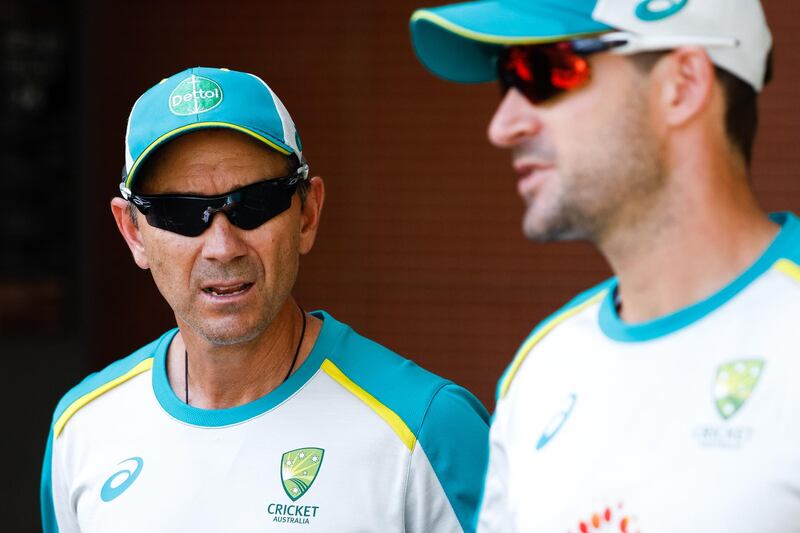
[40,426,58,533]
[417,384,490,533]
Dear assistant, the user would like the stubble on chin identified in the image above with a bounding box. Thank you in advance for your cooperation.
[520,180,597,243]
[522,88,664,245]
[175,305,267,347]
[179,270,298,349]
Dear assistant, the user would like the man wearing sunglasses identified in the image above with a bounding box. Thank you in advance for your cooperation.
[410,0,800,531]
[41,67,490,532]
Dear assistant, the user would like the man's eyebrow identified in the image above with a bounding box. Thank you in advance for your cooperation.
[139,175,289,197]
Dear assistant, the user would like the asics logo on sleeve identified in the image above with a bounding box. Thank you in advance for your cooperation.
[635,0,689,21]
[100,457,144,502]
[536,394,577,451]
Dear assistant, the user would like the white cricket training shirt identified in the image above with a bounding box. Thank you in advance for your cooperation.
[43,311,490,532]
[479,212,800,533]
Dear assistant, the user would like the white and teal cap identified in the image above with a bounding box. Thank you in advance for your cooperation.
[122,66,304,196]
[410,0,773,91]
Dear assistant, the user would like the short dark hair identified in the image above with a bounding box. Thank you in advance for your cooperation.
[295,175,311,206]
[715,66,759,166]
[630,50,773,166]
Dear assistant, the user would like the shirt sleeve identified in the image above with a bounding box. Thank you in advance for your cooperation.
[404,383,490,533]
[476,396,514,533]
[42,425,80,533]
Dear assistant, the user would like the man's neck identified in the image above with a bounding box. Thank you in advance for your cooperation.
[599,174,779,324]
[166,301,322,409]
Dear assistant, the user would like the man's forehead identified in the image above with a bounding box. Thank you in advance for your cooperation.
[154,129,290,164]
[138,129,292,194]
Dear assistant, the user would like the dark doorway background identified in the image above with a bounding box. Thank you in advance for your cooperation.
[4,0,800,529]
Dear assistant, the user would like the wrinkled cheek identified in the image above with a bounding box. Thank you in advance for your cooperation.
[277,247,300,285]
[265,243,300,297]
[141,233,197,305]
[147,259,192,315]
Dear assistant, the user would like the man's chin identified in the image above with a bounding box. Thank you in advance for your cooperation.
[203,332,258,346]
[522,212,559,242]
[522,212,584,243]
[183,318,264,347]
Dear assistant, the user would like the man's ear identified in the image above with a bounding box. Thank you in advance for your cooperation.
[110,197,151,269]
[298,176,325,255]
[653,46,716,128]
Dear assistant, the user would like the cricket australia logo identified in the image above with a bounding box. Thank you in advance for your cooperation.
[168,75,223,116]
[693,359,763,449]
[268,448,324,525]
[281,447,324,501]
[713,359,764,420]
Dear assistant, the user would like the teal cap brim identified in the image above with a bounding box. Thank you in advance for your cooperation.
[410,0,613,83]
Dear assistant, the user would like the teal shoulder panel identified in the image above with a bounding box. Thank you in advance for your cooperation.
[417,384,490,533]
[495,277,615,401]
[320,311,462,439]
[40,426,58,533]
[50,330,172,429]
[318,311,490,532]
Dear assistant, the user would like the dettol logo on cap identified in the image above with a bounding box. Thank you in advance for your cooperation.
[169,75,223,116]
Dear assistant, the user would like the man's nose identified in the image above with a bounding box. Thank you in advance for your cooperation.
[200,211,248,262]
[487,88,543,148]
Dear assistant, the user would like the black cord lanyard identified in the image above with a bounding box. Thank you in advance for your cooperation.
[184,305,307,405]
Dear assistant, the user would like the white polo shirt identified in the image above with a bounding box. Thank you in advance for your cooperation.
[479,212,800,533]
[42,311,489,532]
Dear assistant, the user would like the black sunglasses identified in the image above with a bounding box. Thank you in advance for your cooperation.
[123,164,309,237]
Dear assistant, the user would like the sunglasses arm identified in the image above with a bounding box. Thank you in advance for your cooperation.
[290,162,310,185]
[120,184,151,214]
[120,182,133,200]
[599,31,740,55]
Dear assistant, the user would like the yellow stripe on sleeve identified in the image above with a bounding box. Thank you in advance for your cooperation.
[54,358,154,438]
[321,359,416,451]
[774,258,800,283]
[499,290,607,399]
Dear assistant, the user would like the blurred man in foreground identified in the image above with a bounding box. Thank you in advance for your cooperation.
[410,0,800,530]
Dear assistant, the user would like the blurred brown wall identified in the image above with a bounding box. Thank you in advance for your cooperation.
[87,0,800,408]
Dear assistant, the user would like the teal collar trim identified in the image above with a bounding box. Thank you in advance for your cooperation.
[599,212,799,343]
[152,310,345,426]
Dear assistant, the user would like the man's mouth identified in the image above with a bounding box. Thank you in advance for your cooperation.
[201,282,253,296]
[514,160,554,178]
[514,160,555,197]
